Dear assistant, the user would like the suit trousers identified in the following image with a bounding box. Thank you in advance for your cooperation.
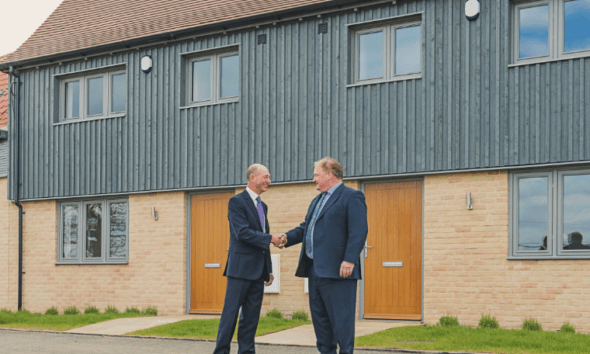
[213,276,265,354]
[308,264,358,354]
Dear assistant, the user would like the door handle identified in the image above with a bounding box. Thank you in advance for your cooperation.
[364,241,373,258]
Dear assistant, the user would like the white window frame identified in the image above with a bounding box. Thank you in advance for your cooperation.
[512,0,590,65]
[186,48,240,107]
[59,67,127,122]
[57,198,129,264]
[509,168,590,260]
[350,15,422,86]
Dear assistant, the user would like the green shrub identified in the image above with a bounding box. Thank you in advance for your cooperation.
[125,307,141,315]
[63,307,80,315]
[104,305,119,315]
[45,307,59,316]
[84,306,100,315]
[266,308,283,319]
[438,315,459,327]
[522,318,542,331]
[291,310,309,321]
[17,309,31,315]
[560,322,575,333]
[0,308,13,314]
[141,306,158,316]
[478,314,499,329]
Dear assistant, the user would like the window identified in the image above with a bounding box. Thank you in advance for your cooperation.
[186,48,239,106]
[58,198,129,264]
[513,0,590,64]
[351,15,422,85]
[60,68,126,121]
[510,168,590,259]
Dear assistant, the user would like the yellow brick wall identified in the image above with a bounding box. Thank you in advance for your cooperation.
[18,191,186,315]
[0,178,19,311]
[244,180,361,318]
[423,171,590,333]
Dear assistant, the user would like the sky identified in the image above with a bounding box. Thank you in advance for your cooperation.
[0,0,64,57]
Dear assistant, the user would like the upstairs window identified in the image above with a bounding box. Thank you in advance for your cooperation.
[510,168,590,259]
[185,47,240,107]
[513,0,590,64]
[350,14,422,85]
[60,67,126,122]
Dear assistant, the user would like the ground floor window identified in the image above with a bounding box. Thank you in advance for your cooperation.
[510,167,590,259]
[58,198,129,264]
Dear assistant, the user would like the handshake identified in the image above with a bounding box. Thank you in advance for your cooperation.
[270,233,288,249]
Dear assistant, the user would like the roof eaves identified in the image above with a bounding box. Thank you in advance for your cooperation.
[0,0,391,71]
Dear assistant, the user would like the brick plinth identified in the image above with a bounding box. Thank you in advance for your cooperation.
[17,192,186,315]
[0,178,19,311]
[424,171,590,333]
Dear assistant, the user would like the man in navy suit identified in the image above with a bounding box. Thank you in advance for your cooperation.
[213,164,284,354]
[282,157,368,354]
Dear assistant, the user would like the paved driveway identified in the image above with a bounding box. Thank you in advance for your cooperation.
[0,330,429,354]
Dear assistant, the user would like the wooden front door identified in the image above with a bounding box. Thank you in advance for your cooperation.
[190,191,233,314]
[363,181,422,320]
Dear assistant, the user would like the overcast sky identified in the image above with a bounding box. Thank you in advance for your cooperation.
[0,0,64,57]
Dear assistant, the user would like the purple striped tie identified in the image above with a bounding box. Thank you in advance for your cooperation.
[256,196,265,230]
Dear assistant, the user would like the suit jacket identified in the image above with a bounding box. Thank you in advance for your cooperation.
[285,184,368,280]
[223,190,273,282]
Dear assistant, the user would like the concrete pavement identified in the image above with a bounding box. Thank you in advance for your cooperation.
[65,314,423,347]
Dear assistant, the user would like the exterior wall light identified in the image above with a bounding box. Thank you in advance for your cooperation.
[465,0,480,21]
[141,55,153,73]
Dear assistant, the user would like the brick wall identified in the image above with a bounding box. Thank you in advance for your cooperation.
[0,178,19,311]
[18,191,186,315]
[423,171,590,333]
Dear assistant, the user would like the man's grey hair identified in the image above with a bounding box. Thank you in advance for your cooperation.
[246,164,267,180]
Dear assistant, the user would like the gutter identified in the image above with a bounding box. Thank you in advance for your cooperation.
[9,66,24,311]
[0,0,395,72]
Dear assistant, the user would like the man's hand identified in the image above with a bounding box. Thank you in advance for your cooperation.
[265,273,274,286]
[340,261,355,278]
[271,234,287,248]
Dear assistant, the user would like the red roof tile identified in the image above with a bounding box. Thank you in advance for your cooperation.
[0,55,8,128]
[6,0,337,65]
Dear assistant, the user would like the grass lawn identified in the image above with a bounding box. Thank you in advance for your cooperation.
[0,310,153,332]
[128,317,311,339]
[356,325,590,354]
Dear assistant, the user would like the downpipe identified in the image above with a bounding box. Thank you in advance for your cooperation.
[9,66,24,311]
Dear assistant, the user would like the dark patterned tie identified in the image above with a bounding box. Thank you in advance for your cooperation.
[256,196,265,231]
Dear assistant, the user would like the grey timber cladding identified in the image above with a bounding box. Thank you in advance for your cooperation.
[0,140,7,178]
[8,0,590,200]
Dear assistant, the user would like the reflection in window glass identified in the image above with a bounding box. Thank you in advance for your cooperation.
[562,174,590,250]
[518,177,549,250]
[63,205,79,259]
[65,81,80,119]
[111,73,126,113]
[87,77,104,115]
[86,203,102,258]
[359,31,383,80]
[110,202,128,258]
[564,0,590,53]
[220,55,239,98]
[395,25,421,75]
[519,5,549,59]
[193,59,211,101]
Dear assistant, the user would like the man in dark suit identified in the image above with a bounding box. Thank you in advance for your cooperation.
[282,157,368,354]
[213,164,284,354]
